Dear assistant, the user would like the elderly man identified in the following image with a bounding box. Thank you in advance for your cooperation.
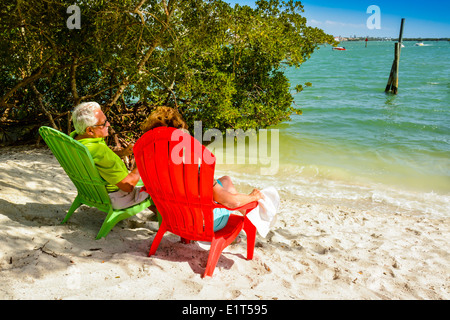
[70,101,149,209]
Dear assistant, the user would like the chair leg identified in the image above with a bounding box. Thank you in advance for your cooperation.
[149,224,167,256]
[96,209,117,240]
[243,217,256,260]
[203,238,226,278]
[62,195,82,224]
[96,209,134,239]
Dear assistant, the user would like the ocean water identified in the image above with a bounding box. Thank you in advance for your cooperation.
[214,41,450,218]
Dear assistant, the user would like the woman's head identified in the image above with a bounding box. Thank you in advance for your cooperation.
[141,106,188,133]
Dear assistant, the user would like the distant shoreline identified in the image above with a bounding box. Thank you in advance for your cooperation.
[338,37,449,42]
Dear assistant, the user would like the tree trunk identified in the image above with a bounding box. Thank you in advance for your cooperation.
[31,84,59,130]
[104,0,174,111]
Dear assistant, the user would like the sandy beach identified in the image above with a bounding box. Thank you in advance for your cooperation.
[0,146,448,300]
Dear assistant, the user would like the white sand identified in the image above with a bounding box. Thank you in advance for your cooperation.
[0,146,448,300]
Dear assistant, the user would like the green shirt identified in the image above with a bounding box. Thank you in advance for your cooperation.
[70,132,128,192]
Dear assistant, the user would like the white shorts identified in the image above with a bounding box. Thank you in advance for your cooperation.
[109,186,149,210]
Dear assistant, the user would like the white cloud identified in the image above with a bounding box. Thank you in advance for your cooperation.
[309,19,323,25]
[325,20,366,29]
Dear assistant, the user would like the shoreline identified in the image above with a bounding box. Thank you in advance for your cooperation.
[215,162,450,220]
[0,146,449,299]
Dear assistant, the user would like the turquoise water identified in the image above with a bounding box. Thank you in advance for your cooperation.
[215,41,449,217]
[282,40,449,191]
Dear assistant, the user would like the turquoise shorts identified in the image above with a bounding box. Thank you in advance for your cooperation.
[213,179,231,232]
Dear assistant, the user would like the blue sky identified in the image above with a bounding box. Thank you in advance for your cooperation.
[225,1,450,38]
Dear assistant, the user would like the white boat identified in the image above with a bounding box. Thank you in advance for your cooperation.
[414,42,424,46]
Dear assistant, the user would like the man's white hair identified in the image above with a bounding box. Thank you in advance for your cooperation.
[72,102,102,134]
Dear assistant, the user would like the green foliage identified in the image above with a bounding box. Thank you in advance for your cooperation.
[0,0,335,143]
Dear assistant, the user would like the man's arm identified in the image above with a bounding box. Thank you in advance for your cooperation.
[116,167,140,193]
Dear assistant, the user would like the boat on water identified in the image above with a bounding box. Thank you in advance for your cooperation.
[415,42,424,46]
[332,47,346,51]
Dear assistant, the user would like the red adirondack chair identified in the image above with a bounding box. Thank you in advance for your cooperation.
[134,126,258,277]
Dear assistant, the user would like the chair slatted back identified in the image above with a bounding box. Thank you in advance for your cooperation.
[134,127,217,241]
[39,126,111,212]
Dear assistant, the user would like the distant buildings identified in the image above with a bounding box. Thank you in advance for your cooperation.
[334,36,449,42]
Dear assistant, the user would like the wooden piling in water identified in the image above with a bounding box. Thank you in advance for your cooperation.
[385,43,400,94]
[385,18,405,94]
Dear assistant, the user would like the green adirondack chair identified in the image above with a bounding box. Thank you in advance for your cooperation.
[39,126,153,239]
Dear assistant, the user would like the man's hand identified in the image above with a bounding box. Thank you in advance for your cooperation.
[113,143,134,158]
[121,143,134,157]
